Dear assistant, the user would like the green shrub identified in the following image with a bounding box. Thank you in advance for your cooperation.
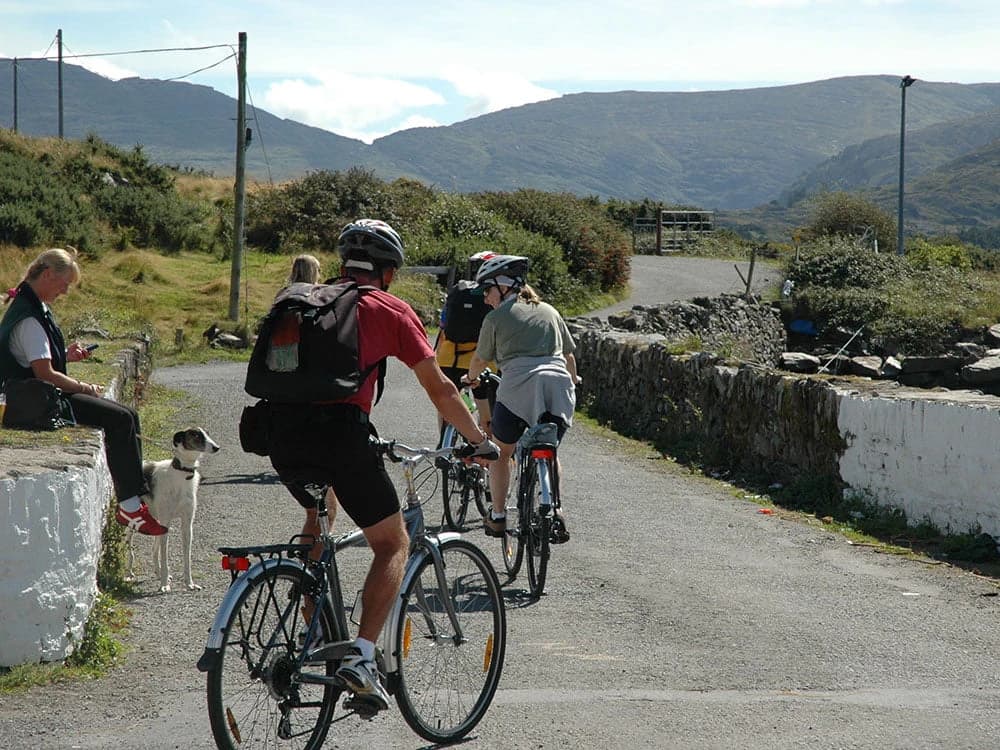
[789,238,905,290]
[476,189,630,292]
[905,238,972,270]
[803,191,897,253]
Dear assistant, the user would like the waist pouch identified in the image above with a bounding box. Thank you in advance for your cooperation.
[2,378,76,430]
[238,399,272,456]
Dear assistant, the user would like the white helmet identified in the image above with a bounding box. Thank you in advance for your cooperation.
[474,254,529,289]
[337,219,405,269]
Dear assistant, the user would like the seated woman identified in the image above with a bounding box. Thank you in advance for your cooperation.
[464,254,580,542]
[0,248,166,536]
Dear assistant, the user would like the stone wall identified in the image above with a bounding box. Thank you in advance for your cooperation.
[571,323,1000,543]
[0,341,148,666]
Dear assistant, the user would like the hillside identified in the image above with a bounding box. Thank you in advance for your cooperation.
[5,59,1000,216]
[374,77,1000,209]
[781,109,1000,205]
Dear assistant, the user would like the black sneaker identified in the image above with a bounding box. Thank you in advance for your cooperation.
[550,511,570,544]
[483,514,506,537]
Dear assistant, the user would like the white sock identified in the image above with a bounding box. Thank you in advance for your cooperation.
[490,510,506,521]
[120,496,142,512]
[355,637,376,662]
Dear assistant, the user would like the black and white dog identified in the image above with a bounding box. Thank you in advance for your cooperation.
[128,428,220,592]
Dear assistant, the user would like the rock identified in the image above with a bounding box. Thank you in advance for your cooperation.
[987,324,1000,346]
[953,342,986,361]
[899,355,963,374]
[780,352,821,373]
[849,356,883,378]
[882,356,903,378]
[960,356,1000,385]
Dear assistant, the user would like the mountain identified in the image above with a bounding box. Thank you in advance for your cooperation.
[0,58,385,179]
[374,77,1000,209]
[4,59,1000,225]
[780,109,1000,205]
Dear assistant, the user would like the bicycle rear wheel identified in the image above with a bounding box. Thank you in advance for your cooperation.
[393,538,507,744]
[206,563,339,750]
[524,459,551,598]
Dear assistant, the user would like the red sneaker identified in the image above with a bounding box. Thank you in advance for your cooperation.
[116,502,168,536]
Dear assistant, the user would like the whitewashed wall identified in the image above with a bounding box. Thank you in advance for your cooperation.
[0,438,111,666]
[837,392,1000,540]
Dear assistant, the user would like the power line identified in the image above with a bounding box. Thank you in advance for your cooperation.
[15,43,233,63]
[245,84,274,186]
[163,52,236,83]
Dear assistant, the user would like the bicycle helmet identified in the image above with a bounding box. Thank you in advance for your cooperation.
[474,254,529,289]
[468,250,497,279]
[337,219,405,270]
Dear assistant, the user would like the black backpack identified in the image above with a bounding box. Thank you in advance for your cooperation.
[442,280,490,343]
[245,280,384,404]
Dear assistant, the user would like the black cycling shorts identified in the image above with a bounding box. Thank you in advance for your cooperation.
[267,403,400,529]
[491,401,568,446]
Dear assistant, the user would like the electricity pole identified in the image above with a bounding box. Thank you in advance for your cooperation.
[57,29,64,138]
[228,31,247,322]
[896,75,915,255]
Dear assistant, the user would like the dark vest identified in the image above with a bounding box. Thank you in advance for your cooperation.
[0,282,67,388]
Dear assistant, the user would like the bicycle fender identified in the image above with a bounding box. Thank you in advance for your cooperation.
[380,533,462,674]
[196,557,309,672]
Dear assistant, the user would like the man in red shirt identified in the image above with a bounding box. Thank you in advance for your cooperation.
[267,219,498,712]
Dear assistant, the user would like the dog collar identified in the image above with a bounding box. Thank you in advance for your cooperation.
[171,457,198,479]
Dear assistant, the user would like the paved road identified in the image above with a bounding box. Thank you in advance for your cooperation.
[1,258,998,750]
[592,254,780,318]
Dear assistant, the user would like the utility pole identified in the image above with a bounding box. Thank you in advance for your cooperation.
[12,58,18,132]
[57,29,64,139]
[228,31,247,321]
[896,75,915,255]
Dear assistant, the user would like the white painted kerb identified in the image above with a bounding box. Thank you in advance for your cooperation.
[0,439,111,666]
[838,393,1000,540]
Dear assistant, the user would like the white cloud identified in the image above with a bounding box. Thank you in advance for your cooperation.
[75,57,139,81]
[443,67,560,118]
[261,71,444,143]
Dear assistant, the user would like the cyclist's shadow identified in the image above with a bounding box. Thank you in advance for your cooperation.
[498,580,545,607]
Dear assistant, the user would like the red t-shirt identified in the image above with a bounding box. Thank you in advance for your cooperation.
[341,288,435,413]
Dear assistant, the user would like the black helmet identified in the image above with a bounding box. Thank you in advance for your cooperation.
[337,219,405,269]
[474,254,529,288]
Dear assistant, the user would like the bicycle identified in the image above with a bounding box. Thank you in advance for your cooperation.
[196,437,507,749]
[437,380,495,532]
[498,419,563,598]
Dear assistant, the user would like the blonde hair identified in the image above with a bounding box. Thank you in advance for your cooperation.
[287,254,322,284]
[4,247,80,305]
[517,283,541,304]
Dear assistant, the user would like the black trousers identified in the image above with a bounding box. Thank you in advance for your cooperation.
[68,393,148,502]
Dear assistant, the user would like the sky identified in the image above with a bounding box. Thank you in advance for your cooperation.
[1,1,999,144]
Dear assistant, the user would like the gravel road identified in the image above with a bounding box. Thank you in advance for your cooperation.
[2,256,998,750]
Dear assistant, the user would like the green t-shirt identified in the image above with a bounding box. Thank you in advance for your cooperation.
[476,296,576,367]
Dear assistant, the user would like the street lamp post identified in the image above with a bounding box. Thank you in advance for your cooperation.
[897,75,916,255]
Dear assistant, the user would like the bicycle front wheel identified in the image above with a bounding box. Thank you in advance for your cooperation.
[524,459,551,598]
[206,563,339,750]
[394,538,507,744]
[500,494,524,578]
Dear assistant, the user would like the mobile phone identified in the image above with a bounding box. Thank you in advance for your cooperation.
[85,343,99,352]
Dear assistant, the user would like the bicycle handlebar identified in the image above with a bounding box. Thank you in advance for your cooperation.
[371,437,455,464]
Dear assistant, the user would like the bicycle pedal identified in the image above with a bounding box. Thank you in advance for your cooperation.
[344,694,383,720]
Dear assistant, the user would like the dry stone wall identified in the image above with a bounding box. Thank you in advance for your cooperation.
[570,298,1000,543]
